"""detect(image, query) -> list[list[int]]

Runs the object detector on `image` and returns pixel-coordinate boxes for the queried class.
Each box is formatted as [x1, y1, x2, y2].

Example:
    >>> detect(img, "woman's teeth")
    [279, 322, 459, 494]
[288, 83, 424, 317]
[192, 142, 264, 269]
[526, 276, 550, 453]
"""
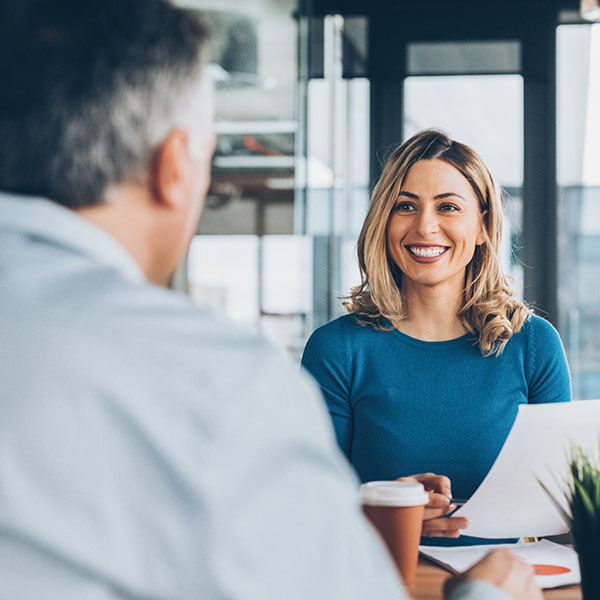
[409, 246, 447, 257]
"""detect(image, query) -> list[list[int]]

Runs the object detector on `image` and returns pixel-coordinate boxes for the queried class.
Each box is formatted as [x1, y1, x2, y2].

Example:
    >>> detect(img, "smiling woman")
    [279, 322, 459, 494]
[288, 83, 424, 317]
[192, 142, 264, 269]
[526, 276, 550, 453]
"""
[347, 129, 528, 355]
[301, 129, 572, 547]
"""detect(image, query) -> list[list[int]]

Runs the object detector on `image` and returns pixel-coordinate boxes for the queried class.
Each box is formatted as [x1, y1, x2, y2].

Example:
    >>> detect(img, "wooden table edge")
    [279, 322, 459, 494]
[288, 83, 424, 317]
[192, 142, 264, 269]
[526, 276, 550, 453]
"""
[410, 555, 581, 599]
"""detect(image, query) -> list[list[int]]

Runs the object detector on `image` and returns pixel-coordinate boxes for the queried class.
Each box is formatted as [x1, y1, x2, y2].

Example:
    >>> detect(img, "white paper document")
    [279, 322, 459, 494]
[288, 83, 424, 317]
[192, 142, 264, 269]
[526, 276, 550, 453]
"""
[420, 540, 580, 589]
[453, 400, 600, 538]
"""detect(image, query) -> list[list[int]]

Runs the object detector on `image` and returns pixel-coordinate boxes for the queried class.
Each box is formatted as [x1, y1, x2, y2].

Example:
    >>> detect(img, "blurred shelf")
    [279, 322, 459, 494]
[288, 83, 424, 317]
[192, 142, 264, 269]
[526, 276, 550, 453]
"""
[214, 120, 298, 135]
[213, 155, 295, 169]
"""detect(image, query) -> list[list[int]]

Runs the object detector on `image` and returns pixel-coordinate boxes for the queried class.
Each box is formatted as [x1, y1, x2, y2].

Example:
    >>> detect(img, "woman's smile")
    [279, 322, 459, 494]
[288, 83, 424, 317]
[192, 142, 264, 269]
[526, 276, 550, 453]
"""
[406, 244, 450, 261]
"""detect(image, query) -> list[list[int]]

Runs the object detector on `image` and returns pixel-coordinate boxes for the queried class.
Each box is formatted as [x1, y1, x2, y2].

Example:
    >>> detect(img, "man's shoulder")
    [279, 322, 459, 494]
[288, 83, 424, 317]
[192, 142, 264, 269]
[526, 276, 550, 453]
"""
[21, 266, 278, 391]
[83, 274, 275, 365]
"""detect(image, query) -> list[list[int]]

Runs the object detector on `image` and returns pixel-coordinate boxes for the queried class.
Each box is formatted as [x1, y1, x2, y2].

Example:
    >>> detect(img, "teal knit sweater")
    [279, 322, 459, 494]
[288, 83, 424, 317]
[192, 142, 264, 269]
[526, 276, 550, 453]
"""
[302, 313, 571, 545]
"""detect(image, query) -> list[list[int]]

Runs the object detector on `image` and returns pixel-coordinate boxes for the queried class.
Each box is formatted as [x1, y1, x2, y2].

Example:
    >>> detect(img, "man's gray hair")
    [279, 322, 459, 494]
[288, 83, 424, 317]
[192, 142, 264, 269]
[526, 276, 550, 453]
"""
[0, 0, 211, 208]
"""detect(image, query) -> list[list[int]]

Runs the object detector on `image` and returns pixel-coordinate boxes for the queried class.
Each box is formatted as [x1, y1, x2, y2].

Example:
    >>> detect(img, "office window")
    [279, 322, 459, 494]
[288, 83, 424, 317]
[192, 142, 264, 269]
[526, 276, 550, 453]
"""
[557, 23, 600, 399]
[177, 0, 306, 356]
[188, 235, 311, 360]
[188, 236, 259, 328]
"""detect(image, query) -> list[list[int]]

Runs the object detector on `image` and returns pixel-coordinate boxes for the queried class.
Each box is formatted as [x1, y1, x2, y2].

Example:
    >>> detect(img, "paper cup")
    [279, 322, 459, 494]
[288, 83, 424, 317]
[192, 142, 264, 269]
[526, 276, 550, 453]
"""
[360, 481, 429, 585]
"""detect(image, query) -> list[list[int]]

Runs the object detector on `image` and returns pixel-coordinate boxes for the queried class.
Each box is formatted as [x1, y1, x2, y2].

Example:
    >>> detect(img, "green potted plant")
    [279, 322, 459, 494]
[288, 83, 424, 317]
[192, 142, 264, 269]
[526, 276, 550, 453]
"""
[542, 445, 600, 599]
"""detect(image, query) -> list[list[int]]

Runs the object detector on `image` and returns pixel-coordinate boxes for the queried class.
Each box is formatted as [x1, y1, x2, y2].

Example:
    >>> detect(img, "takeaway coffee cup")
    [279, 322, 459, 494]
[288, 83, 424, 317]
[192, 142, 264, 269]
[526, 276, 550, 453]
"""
[359, 481, 429, 585]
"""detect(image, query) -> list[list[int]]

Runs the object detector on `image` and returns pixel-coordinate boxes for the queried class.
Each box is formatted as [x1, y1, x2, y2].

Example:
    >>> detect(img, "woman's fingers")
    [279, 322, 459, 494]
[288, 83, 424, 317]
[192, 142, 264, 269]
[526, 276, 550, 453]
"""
[395, 473, 466, 537]
[422, 516, 469, 537]
[424, 504, 453, 520]
[414, 473, 452, 497]
[396, 472, 452, 498]
[424, 490, 452, 512]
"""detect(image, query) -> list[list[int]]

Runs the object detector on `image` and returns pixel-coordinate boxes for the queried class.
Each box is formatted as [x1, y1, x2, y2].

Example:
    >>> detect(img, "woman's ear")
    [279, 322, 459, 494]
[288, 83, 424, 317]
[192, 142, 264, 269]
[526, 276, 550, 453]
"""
[476, 209, 488, 246]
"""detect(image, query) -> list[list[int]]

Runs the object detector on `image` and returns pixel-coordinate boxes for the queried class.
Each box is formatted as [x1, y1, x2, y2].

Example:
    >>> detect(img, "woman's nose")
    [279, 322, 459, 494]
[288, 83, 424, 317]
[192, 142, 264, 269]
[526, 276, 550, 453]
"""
[415, 207, 440, 235]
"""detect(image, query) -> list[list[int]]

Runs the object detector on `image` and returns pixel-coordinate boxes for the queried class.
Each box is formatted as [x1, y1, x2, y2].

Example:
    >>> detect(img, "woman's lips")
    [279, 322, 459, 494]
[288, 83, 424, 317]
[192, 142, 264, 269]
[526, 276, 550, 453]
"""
[406, 245, 449, 263]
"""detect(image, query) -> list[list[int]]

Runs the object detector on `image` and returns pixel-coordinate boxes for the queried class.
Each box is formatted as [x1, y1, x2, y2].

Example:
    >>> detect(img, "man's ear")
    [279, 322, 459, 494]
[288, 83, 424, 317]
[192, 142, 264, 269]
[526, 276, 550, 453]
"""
[152, 128, 194, 210]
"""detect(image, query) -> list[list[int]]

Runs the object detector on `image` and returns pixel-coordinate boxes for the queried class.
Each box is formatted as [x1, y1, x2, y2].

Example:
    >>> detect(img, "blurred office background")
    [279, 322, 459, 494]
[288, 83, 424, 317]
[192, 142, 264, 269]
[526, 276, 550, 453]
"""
[174, 0, 600, 400]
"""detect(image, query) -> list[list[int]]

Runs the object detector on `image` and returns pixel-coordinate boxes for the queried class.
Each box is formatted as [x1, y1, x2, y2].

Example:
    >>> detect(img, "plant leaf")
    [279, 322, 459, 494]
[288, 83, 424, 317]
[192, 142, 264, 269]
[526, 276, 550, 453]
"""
[574, 477, 597, 525]
[565, 442, 600, 538]
[537, 477, 572, 526]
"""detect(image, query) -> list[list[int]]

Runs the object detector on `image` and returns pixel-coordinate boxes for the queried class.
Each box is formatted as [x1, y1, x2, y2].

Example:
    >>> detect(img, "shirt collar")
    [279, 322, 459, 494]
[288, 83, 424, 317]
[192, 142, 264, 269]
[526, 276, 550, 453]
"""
[0, 191, 145, 283]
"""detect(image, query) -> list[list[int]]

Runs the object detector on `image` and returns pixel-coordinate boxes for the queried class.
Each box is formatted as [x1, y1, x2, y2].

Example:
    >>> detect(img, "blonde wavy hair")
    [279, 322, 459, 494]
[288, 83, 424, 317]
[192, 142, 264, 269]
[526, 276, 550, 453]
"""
[345, 129, 531, 356]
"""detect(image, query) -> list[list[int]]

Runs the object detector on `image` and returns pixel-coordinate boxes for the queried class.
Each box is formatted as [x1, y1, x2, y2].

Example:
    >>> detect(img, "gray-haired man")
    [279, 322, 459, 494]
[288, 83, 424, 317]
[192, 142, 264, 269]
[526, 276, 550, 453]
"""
[0, 1, 539, 598]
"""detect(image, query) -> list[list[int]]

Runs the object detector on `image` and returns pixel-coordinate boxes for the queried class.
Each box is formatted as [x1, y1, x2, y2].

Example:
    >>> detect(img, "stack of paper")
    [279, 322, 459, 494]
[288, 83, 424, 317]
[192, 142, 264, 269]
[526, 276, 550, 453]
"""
[419, 540, 580, 589]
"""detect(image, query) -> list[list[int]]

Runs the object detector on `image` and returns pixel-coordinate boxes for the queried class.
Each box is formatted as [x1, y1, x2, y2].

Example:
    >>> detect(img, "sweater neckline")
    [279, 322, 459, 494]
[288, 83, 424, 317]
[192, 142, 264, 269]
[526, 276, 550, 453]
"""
[381, 318, 475, 348]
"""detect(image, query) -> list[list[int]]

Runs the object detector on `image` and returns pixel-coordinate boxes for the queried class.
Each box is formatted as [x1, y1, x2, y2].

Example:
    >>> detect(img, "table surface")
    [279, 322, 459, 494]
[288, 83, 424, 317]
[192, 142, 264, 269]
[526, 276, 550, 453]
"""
[410, 557, 582, 600]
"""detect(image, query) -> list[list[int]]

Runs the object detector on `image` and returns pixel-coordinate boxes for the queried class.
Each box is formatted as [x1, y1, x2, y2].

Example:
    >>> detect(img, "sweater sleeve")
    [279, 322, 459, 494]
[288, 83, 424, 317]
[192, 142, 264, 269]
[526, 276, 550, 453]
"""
[526, 316, 571, 404]
[301, 319, 354, 459]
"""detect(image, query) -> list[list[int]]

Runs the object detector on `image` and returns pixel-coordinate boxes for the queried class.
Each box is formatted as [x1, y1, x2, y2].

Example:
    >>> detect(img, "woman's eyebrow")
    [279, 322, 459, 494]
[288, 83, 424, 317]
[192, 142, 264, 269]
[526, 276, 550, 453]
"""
[397, 191, 467, 201]
[435, 192, 467, 201]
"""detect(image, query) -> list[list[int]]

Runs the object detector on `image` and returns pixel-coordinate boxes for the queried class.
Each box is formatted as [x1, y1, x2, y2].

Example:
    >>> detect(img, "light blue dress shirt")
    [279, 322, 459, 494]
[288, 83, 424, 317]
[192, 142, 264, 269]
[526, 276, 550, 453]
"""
[0, 192, 511, 600]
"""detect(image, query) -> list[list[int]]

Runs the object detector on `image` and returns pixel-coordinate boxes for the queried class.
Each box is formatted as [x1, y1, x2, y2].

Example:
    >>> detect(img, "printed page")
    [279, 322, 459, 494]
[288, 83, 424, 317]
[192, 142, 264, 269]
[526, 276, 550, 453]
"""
[420, 540, 580, 589]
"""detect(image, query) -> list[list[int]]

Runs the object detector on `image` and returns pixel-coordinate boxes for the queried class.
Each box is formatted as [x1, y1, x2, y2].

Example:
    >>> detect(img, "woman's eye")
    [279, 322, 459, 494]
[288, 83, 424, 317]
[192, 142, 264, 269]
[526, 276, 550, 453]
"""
[394, 202, 415, 212]
[439, 203, 460, 212]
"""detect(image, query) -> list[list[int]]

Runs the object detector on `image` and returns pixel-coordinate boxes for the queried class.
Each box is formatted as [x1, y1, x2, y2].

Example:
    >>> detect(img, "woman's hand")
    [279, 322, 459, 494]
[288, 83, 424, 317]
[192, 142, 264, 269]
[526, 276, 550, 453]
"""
[396, 472, 469, 538]
[444, 548, 543, 600]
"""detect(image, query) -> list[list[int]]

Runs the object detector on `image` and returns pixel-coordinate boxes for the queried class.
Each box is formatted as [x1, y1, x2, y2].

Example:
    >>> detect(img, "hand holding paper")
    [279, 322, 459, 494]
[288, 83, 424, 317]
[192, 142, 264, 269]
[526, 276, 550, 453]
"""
[396, 473, 469, 537]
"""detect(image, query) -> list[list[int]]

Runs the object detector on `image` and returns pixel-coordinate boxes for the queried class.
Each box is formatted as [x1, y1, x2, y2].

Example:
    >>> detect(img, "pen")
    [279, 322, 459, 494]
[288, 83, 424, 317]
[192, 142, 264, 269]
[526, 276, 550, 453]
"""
[448, 498, 468, 506]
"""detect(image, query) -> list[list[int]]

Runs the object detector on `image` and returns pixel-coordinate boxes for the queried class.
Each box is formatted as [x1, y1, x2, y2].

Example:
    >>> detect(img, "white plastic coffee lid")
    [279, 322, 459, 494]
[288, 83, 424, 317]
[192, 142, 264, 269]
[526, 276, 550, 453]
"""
[359, 481, 429, 507]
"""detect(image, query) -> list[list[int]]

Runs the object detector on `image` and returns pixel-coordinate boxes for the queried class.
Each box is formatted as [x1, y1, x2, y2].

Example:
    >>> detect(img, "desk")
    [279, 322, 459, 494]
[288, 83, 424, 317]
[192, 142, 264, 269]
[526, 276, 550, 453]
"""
[409, 557, 582, 600]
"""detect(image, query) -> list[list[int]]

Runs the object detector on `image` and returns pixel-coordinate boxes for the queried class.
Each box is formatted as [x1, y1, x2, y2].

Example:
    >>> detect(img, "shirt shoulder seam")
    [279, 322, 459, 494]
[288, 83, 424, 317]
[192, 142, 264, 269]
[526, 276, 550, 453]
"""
[339, 316, 355, 407]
